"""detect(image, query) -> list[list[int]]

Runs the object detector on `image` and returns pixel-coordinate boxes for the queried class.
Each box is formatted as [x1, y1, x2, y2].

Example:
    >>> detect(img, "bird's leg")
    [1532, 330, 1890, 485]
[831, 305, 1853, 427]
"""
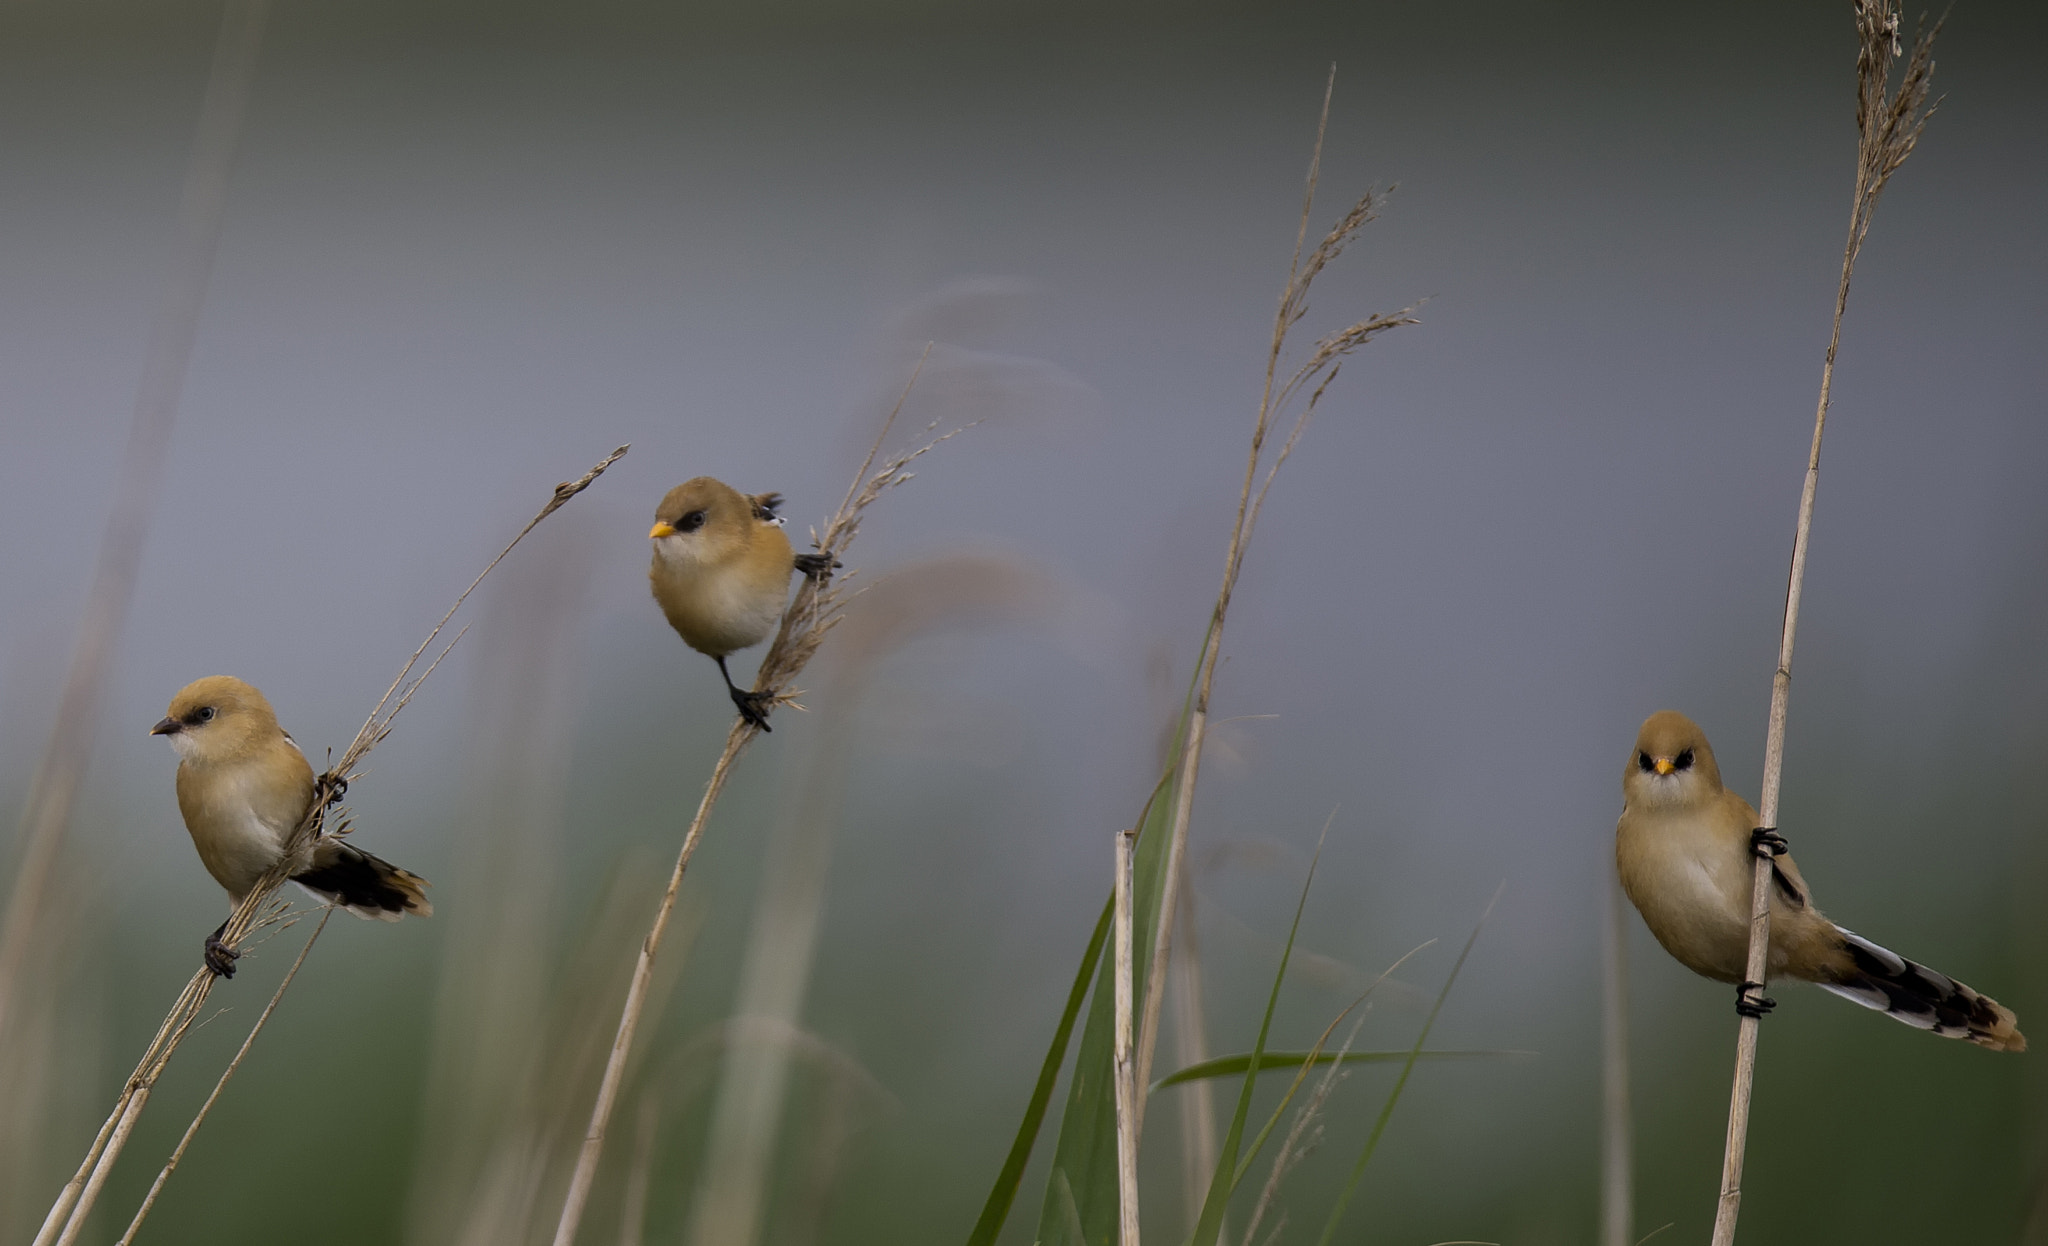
[1734, 980, 1776, 1018]
[793, 552, 839, 582]
[716, 655, 774, 732]
[203, 918, 240, 979]
[1750, 826, 1788, 858]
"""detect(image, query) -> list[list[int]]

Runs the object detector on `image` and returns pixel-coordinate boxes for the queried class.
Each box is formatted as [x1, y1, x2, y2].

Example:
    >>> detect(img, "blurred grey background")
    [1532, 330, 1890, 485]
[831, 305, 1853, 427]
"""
[1, 1, 2044, 1243]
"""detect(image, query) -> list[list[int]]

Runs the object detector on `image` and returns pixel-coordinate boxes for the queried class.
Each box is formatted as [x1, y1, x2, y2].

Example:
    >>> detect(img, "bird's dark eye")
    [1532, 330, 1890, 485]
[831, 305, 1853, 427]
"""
[678, 510, 707, 533]
[1637, 751, 1654, 772]
[193, 706, 216, 723]
[1675, 748, 1694, 770]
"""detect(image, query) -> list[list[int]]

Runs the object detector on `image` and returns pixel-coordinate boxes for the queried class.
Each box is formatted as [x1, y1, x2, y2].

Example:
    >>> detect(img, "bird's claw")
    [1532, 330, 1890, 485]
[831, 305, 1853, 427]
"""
[1750, 826, 1788, 858]
[730, 686, 774, 732]
[793, 552, 839, 582]
[204, 930, 241, 979]
[1735, 980, 1775, 1018]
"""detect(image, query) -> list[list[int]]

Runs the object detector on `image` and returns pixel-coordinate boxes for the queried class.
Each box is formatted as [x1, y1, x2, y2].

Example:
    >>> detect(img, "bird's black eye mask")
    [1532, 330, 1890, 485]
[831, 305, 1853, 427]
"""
[1636, 748, 1696, 773]
[185, 706, 217, 726]
[676, 510, 707, 533]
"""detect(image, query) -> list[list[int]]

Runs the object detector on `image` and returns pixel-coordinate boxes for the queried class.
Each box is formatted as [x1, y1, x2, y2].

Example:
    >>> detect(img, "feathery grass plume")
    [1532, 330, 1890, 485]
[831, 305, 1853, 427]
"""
[0, 0, 267, 1064]
[1239, 1011, 1366, 1246]
[1709, 7, 1943, 1244]
[549, 349, 963, 1246]
[1135, 66, 1418, 1121]
[31, 445, 628, 1246]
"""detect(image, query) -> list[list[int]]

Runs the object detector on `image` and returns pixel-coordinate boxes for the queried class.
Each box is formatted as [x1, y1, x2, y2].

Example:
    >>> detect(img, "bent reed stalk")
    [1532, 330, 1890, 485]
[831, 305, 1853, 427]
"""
[1709, 6, 1943, 1243]
[33, 446, 628, 1246]
[1133, 65, 1417, 1135]
[550, 349, 961, 1246]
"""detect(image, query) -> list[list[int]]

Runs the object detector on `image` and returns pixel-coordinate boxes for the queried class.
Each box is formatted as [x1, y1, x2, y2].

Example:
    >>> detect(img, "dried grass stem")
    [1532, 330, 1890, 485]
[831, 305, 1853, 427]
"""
[1710, 7, 1942, 1243]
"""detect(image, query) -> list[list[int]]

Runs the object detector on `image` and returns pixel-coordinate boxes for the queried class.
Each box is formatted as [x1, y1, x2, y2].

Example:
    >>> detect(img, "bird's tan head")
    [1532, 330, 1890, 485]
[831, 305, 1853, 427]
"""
[151, 676, 281, 764]
[1624, 710, 1724, 808]
[649, 476, 758, 567]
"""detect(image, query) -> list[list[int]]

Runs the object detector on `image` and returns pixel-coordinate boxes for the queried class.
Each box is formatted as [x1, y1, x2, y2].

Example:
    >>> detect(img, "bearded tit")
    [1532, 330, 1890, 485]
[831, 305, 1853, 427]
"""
[648, 477, 835, 731]
[1615, 710, 2021, 1051]
[152, 676, 431, 977]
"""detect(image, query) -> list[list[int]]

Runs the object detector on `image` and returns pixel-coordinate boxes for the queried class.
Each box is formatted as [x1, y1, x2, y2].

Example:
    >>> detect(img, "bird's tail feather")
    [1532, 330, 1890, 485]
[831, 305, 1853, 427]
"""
[292, 841, 433, 921]
[1820, 927, 2023, 1052]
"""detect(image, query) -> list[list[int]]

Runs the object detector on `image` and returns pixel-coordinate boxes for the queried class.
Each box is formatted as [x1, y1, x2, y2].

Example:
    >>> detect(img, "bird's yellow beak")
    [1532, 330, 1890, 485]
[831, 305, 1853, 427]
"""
[649, 522, 677, 539]
[150, 717, 181, 737]
[1652, 756, 1676, 776]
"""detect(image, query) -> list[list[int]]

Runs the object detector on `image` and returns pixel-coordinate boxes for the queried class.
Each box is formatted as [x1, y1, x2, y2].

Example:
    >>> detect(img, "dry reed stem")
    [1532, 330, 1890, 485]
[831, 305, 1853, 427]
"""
[1710, 6, 1941, 1243]
[1113, 829, 1141, 1246]
[549, 349, 959, 1246]
[0, 0, 268, 1043]
[1133, 65, 1416, 1135]
[34, 446, 626, 1246]
[114, 907, 332, 1246]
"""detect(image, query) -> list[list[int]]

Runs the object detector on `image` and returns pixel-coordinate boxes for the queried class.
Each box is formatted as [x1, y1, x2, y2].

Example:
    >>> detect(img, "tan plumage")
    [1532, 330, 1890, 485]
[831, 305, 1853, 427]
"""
[648, 477, 834, 730]
[1616, 710, 2022, 1052]
[153, 676, 430, 977]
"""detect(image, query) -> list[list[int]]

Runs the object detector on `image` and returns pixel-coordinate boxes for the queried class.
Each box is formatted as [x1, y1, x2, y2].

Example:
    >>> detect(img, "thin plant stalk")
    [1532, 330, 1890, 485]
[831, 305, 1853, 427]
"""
[115, 908, 333, 1246]
[0, 0, 268, 1041]
[1113, 830, 1140, 1246]
[1710, 6, 1942, 1242]
[1240, 1013, 1365, 1246]
[1134, 62, 1417, 1135]
[34, 446, 626, 1246]
[550, 350, 955, 1246]
[1315, 886, 1502, 1246]
[1600, 867, 1633, 1246]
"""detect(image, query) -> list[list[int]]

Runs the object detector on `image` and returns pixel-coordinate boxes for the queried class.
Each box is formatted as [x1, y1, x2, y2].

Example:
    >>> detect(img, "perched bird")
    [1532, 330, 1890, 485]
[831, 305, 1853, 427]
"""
[151, 676, 431, 978]
[648, 476, 836, 731]
[1615, 710, 2022, 1051]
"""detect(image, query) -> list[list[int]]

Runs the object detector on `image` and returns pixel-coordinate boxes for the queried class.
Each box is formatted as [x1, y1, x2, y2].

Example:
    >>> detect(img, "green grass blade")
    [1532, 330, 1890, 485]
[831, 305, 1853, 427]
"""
[963, 892, 1115, 1246]
[1315, 884, 1504, 1246]
[1187, 824, 1329, 1246]
[1154, 1048, 1530, 1089]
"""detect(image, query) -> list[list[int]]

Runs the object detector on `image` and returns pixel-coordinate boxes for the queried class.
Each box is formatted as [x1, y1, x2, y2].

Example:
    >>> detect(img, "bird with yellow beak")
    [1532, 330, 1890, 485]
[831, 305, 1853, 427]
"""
[1615, 710, 2021, 1050]
[152, 675, 432, 977]
[648, 477, 835, 731]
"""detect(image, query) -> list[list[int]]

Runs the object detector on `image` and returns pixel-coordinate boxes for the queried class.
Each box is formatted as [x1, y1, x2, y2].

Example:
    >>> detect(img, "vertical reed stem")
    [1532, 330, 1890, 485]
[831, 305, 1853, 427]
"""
[1710, 6, 1941, 1240]
[1113, 829, 1140, 1246]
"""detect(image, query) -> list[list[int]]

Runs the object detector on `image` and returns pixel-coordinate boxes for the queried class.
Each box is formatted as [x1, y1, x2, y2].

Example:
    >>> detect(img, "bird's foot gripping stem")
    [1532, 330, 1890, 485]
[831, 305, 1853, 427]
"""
[1735, 980, 1776, 1018]
[793, 552, 839, 582]
[1750, 826, 1788, 858]
[729, 685, 775, 732]
[204, 919, 241, 979]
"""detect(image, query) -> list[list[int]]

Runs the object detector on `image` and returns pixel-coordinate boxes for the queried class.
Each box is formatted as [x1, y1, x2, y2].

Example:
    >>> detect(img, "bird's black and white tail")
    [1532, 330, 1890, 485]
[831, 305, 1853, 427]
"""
[1821, 927, 2024, 1052]
[292, 841, 433, 921]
